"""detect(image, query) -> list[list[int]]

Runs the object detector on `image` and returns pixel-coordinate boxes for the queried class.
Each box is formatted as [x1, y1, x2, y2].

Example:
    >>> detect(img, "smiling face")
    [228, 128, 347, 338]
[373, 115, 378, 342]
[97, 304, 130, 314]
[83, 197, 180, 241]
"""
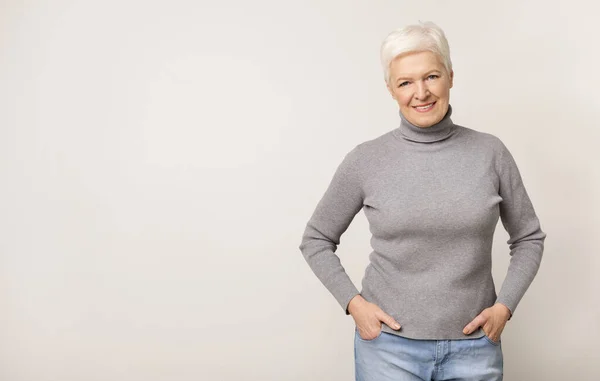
[386, 51, 454, 128]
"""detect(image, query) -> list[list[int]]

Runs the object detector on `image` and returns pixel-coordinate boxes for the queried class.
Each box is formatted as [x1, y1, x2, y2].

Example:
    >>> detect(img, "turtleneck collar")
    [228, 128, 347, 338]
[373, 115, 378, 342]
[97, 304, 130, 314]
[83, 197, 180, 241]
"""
[393, 104, 457, 143]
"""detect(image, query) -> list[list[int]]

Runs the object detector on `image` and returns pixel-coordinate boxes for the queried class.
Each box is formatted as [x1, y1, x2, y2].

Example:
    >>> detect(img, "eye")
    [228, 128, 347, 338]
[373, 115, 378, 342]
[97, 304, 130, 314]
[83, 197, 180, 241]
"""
[398, 81, 409, 88]
[427, 74, 439, 80]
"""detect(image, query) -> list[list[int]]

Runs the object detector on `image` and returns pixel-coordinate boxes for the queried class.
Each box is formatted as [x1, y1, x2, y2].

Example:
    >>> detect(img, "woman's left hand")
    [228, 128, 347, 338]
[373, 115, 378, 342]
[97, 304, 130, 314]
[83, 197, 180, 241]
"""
[462, 303, 512, 343]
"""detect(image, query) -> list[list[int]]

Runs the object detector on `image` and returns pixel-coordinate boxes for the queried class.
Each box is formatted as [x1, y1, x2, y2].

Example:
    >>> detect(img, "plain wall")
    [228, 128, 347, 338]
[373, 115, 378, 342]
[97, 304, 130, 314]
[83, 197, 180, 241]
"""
[1, 1, 599, 380]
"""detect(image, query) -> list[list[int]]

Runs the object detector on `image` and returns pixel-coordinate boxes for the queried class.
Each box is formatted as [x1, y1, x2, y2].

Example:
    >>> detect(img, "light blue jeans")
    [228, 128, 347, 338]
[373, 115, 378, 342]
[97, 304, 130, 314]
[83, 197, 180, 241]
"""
[355, 329, 503, 381]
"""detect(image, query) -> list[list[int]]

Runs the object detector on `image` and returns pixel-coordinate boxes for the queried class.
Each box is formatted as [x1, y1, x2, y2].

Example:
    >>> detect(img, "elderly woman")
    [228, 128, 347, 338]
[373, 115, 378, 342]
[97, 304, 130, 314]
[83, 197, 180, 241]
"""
[298, 21, 546, 381]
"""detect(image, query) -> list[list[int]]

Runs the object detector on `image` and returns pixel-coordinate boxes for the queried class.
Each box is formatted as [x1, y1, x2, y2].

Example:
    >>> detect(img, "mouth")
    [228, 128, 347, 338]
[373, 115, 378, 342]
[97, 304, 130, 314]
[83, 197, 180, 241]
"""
[412, 101, 436, 113]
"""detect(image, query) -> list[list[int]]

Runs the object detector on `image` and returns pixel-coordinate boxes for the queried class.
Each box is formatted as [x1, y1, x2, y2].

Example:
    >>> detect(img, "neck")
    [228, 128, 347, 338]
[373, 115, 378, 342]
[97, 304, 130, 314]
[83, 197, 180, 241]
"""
[396, 104, 456, 143]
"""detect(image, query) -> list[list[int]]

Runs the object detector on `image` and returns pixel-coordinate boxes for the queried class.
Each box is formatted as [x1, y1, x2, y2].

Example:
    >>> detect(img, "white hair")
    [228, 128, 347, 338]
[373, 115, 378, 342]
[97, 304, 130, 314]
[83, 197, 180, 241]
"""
[380, 21, 453, 85]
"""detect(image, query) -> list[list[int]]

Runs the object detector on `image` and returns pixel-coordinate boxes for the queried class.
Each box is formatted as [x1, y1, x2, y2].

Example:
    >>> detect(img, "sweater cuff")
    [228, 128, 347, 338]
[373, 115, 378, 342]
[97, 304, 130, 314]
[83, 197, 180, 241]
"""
[328, 279, 360, 315]
[343, 291, 361, 315]
[495, 294, 516, 320]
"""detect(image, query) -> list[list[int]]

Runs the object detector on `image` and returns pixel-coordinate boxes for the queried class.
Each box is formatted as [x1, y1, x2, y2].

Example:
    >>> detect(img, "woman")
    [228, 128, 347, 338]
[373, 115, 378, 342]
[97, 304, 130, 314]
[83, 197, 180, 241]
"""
[298, 21, 546, 380]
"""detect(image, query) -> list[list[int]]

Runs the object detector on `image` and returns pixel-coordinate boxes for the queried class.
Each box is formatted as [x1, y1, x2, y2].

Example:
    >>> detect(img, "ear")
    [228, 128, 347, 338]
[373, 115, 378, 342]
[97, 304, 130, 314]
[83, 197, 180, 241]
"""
[449, 70, 454, 89]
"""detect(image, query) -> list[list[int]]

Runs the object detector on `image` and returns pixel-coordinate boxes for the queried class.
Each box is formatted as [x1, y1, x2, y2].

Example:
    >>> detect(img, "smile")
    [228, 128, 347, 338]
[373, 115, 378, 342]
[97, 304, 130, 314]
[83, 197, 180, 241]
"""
[413, 102, 436, 112]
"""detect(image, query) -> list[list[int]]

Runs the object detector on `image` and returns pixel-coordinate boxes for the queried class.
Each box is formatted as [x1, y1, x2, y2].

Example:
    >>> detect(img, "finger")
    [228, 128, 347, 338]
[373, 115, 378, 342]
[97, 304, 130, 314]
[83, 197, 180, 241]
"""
[376, 310, 401, 330]
[463, 314, 487, 335]
[484, 325, 500, 342]
[483, 321, 503, 341]
[482, 321, 494, 337]
[356, 320, 382, 340]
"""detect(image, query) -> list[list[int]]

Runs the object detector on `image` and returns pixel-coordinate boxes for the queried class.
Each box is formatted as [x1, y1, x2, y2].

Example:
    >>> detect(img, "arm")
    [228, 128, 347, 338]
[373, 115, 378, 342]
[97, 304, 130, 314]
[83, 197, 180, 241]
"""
[494, 140, 547, 317]
[463, 139, 546, 339]
[298, 146, 364, 314]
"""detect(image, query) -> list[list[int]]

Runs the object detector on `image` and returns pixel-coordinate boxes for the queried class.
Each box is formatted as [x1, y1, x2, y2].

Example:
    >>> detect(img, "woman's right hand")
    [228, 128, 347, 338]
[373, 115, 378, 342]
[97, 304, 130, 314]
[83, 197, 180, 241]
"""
[348, 294, 401, 340]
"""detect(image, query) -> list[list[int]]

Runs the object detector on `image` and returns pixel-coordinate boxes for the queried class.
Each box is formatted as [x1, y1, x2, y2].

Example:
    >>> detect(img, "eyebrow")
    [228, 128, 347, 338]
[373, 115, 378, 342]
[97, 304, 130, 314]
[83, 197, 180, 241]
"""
[395, 70, 442, 84]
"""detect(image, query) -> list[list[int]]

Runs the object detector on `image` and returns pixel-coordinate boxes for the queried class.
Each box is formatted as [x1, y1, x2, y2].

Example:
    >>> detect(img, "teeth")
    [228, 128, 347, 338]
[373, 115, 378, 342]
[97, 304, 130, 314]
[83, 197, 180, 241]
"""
[416, 103, 434, 110]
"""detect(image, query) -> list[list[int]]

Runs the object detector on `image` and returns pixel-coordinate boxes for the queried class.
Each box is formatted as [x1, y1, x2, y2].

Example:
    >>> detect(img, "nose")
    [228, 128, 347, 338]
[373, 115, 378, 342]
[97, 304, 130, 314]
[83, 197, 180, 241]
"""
[415, 81, 430, 100]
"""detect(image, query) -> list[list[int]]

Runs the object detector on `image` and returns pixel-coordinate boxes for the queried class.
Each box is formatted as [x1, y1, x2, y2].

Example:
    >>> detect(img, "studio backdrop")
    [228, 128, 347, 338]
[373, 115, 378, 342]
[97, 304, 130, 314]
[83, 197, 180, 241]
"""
[1, 1, 598, 380]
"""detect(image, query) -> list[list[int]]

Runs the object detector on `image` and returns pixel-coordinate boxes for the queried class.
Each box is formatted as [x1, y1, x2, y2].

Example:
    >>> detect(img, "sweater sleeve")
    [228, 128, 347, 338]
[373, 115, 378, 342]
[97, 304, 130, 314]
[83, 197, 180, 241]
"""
[494, 140, 546, 317]
[298, 146, 365, 315]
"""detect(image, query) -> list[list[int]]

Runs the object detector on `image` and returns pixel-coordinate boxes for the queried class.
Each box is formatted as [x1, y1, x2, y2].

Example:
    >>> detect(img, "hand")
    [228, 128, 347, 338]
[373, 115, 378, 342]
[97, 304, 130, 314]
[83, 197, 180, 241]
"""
[348, 295, 401, 340]
[463, 303, 511, 343]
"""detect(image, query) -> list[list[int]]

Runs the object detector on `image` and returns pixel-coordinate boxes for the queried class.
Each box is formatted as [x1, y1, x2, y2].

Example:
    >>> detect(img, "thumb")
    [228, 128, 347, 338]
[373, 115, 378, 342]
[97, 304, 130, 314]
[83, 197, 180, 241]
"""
[463, 314, 486, 335]
[376, 310, 401, 330]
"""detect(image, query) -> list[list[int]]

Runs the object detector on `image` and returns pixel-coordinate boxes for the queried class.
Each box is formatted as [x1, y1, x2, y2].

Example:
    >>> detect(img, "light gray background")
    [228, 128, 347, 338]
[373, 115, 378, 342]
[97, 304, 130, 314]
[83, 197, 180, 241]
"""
[1, 1, 599, 380]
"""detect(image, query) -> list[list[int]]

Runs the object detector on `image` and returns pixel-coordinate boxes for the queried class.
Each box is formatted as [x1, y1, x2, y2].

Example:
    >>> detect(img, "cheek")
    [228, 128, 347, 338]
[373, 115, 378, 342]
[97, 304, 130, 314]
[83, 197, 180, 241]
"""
[432, 82, 451, 98]
[395, 91, 412, 106]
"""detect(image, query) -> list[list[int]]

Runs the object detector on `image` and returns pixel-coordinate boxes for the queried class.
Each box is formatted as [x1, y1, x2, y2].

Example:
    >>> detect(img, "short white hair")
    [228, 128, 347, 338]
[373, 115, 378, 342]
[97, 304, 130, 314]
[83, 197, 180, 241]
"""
[380, 21, 452, 85]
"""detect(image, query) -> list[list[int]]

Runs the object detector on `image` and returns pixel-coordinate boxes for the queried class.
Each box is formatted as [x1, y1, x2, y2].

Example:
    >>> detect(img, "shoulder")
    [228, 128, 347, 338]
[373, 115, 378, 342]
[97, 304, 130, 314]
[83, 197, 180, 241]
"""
[456, 125, 503, 146]
[352, 129, 398, 158]
[340, 130, 394, 161]
[455, 125, 509, 156]
[456, 126, 521, 179]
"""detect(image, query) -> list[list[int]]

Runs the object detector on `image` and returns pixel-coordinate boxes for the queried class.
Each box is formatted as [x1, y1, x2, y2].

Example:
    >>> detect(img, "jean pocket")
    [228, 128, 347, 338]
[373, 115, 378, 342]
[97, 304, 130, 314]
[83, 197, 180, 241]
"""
[482, 334, 501, 346]
[355, 327, 384, 342]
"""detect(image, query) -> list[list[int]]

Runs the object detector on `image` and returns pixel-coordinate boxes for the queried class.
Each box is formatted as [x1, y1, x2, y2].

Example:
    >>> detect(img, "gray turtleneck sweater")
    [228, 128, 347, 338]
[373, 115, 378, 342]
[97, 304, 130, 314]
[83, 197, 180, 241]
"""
[298, 105, 546, 340]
